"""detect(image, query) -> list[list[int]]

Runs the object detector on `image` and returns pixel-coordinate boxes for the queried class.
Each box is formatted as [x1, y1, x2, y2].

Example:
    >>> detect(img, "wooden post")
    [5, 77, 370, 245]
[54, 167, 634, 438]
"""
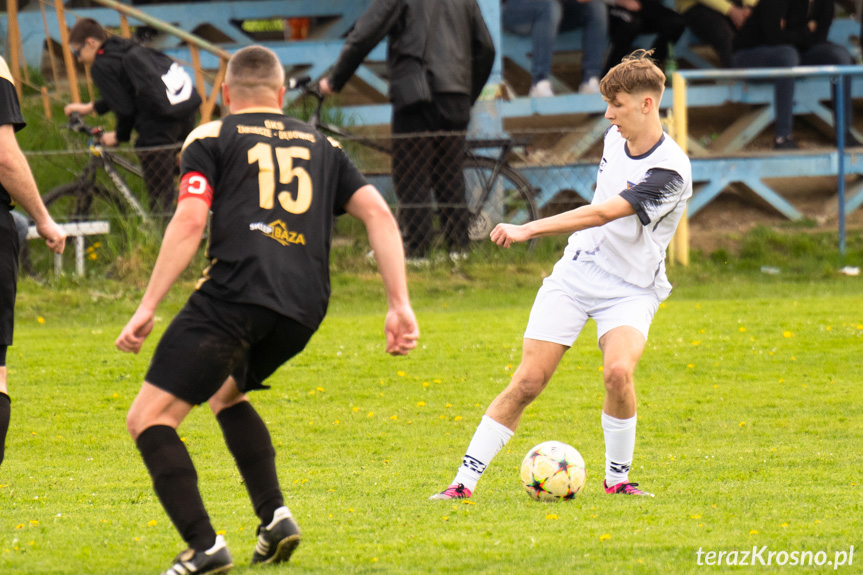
[41, 86, 52, 119]
[18, 32, 30, 86]
[55, 0, 81, 103]
[200, 58, 226, 123]
[40, 0, 61, 85]
[188, 45, 208, 107]
[671, 71, 690, 267]
[119, 14, 131, 38]
[7, 0, 23, 100]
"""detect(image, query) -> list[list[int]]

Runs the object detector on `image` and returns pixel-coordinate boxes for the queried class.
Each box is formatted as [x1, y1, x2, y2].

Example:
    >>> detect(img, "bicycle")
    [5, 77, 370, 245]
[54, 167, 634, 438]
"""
[288, 77, 539, 250]
[41, 113, 151, 224]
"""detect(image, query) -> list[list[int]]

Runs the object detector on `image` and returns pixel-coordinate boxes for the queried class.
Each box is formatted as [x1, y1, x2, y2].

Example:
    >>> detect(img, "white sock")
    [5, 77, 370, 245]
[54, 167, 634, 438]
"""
[452, 415, 514, 491]
[602, 411, 637, 487]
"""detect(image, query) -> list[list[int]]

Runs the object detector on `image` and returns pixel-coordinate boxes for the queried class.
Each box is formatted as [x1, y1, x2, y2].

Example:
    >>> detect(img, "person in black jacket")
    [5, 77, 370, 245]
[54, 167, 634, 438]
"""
[320, 0, 496, 261]
[732, 0, 855, 149]
[63, 18, 199, 217]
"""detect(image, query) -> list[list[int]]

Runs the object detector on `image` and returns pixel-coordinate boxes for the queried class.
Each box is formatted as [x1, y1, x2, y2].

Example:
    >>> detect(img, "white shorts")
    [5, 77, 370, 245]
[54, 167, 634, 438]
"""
[524, 259, 661, 347]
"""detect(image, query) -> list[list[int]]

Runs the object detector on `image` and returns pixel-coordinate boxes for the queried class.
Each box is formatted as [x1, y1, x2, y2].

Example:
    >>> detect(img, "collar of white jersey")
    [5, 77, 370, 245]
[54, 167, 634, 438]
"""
[232, 107, 285, 115]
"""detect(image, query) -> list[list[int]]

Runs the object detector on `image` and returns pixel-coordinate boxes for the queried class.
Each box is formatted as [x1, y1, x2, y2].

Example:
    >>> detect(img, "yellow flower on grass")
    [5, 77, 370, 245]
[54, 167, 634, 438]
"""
[397, 371, 406, 377]
[783, 331, 793, 338]
[352, 407, 359, 412]
[739, 327, 746, 332]
[390, 415, 398, 421]
[37, 317, 45, 324]
[739, 422, 746, 427]
[600, 534, 611, 541]
[422, 382, 430, 387]
[687, 364, 694, 368]
[316, 387, 325, 392]
[216, 530, 225, 535]
[89, 253, 98, 261]
[454, 416, 462, 421]
[367, 412, 374, 417]
[15, 524, 24, 530]
[417, 401, 425, 407]
[93, 242, 101, 248]
[545, 514, 558, 520]
[749, 530, 758, 535]
[148, 520, 157, 526]
[690, 515, 701, 519]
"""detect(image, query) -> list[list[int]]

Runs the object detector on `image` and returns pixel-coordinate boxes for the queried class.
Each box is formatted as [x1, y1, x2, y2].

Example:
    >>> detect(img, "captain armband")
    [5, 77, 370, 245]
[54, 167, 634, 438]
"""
[179, 171, 213, 207]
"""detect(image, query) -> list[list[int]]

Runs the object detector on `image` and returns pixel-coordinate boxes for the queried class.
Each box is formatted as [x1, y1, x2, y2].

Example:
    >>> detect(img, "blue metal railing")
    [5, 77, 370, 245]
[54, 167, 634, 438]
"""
[675, 65, 863, 256]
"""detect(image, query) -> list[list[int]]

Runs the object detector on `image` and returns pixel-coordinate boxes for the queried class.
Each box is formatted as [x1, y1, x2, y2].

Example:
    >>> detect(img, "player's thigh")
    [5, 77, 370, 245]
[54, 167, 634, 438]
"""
[524, 275, 589, 347]
[237, 315, 315, 393]
[146, 293, 253, 406]
[592, 293, 659, 347]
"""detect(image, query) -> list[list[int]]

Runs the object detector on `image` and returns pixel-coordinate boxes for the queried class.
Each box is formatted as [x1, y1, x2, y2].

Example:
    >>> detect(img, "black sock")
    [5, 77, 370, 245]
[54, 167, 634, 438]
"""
[0, 393, 9, 467]
[217, 402, 283, 525]
[135, 425, 216, 551]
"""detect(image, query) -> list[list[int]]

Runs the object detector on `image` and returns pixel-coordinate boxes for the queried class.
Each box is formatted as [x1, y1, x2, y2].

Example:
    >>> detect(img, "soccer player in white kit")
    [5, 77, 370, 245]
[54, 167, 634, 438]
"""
[431, 50, 692, 500]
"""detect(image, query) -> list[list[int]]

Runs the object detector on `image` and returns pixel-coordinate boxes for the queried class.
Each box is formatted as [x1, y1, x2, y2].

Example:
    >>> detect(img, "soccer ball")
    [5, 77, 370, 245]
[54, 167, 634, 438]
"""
[520, 440, 586, 501]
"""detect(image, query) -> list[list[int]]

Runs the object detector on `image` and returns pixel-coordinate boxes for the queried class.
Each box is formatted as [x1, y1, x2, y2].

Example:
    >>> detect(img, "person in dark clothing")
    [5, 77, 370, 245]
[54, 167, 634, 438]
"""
[116, 45, 418, 574]
[320, 0, 496, 261]
[676, 0, 756, 68]
[603, 0, 685, 76]
[63, 18, 200, 218]
[732, 0, 855, 149]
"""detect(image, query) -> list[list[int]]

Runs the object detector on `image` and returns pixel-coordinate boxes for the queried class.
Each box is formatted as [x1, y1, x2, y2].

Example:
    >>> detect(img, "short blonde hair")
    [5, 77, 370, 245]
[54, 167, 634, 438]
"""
[600, 49, 665, 99]
[226, 45, 285, 96]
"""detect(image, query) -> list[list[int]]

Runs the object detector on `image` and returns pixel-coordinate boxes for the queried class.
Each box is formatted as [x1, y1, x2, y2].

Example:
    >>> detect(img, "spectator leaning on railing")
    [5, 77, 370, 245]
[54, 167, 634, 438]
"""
[676, 0, 756, 68]
[732, 0, 857, 149]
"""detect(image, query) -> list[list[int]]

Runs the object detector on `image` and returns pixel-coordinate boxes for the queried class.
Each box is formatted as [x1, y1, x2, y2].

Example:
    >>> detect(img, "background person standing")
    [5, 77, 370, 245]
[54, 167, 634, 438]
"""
[320, 0, 495, 261]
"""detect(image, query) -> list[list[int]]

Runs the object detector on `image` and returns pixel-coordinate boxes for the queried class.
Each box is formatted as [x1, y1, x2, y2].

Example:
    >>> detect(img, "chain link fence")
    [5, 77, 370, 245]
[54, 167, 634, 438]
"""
[20, 123, 600, 273]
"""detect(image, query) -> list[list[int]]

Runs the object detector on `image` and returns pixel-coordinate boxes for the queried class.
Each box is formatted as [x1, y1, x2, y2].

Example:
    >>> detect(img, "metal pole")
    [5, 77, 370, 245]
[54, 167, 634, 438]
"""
[671, 71, 690, 266]
[836, 73, 847, 257]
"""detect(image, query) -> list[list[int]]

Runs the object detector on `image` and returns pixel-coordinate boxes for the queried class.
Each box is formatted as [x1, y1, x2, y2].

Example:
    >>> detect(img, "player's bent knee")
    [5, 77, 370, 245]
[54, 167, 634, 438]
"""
[510, 371, 549, 402]
[602, 364, 634, 392]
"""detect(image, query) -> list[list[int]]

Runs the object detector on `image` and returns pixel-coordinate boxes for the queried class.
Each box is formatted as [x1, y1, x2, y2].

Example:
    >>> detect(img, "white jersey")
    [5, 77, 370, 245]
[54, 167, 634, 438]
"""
[562, 127, 692, 299]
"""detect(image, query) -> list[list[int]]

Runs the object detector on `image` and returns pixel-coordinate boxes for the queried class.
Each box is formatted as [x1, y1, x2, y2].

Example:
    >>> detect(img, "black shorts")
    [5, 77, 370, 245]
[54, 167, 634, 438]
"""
[0, 209, 20, 347]
[146, 291, 314, 405]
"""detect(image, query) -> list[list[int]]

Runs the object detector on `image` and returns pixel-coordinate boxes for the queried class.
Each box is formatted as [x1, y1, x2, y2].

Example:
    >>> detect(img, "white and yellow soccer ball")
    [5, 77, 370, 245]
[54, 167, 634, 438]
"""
[520, 440, 586, 501]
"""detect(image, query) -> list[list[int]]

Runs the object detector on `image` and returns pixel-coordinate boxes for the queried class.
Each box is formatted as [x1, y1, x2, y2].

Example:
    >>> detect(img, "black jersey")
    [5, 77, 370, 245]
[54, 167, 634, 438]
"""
[179, 108, 368, 330]
[0, 57, 26, 209]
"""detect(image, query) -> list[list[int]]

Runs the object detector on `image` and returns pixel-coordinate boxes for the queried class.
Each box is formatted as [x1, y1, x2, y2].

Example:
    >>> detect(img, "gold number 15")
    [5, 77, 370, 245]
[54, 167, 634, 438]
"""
[248, 142, 313, 213]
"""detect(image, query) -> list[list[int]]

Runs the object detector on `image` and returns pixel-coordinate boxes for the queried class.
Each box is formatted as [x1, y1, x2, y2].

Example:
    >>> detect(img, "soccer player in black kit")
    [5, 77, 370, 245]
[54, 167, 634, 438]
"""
[116, 45, 419, 575]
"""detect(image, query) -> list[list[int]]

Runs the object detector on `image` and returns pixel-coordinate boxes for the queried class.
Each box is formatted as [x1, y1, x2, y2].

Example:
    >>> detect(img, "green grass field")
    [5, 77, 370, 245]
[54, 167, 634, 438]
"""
[1, 261, 862, 574]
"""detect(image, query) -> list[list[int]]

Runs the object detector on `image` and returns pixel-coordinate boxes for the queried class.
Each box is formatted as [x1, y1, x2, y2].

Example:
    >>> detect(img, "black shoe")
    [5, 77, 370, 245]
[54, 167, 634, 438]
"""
[773, 136, 799, 150]
[250, 506, 301, 565]
[161, 535, 233, 575]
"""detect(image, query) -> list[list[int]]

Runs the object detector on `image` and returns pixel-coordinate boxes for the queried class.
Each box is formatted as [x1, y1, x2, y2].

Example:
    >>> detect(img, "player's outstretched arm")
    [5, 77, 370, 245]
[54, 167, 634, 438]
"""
[115, 197, 209, 354]
[0, 125, 66, 254]
[345, 185, 419, 356]
[490, 195, 636, 248]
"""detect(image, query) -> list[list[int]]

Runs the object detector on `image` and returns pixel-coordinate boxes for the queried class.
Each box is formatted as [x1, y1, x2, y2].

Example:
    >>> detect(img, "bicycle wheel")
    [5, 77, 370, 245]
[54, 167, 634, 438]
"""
[42, 182, 132, 223]
[463, 156, 539, 250]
